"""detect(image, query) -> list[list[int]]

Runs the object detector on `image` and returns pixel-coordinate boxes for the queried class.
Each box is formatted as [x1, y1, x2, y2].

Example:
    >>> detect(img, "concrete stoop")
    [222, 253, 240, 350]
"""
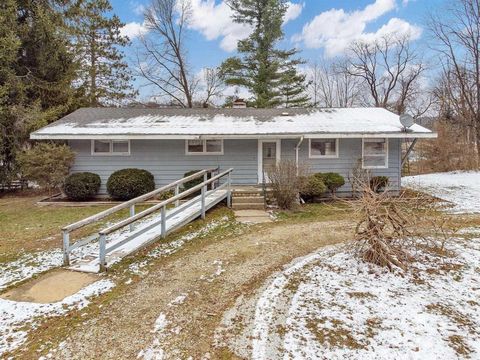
[232, 189, 265, 210]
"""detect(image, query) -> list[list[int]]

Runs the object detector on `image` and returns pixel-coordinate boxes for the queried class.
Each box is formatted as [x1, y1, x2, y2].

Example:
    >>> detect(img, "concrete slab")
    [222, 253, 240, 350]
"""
[234, 209, 270, 217]
[234, 209, 272, 224]
[236, 216, 272, 224]
[1, 269, 98, 303]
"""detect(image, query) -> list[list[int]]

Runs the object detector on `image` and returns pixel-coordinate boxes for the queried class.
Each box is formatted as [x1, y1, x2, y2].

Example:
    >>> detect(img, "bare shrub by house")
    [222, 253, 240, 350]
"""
[267, 160, 308, 209]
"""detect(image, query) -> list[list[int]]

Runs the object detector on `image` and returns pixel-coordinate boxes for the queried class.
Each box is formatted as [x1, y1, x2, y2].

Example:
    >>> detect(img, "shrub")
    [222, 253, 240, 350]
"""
[182, 170, 212, 196]
[370, 176, 389, 192]
[182, 170, 204, 191]
[266, 160, 308, 210]
[63, 172, 101, 200]
[18, 143, 75, 193]
[300, 175, 327, 201]
[107, 168, 155, 200]
[315, 172, 345, 195]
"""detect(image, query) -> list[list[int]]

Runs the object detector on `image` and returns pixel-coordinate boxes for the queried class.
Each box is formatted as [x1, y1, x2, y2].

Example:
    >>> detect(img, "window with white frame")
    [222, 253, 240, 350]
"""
[91, 140, 130, 155]
[362, 138, 388, 168]
[186, 139, 223, 155]
[309, 138, 338, 158]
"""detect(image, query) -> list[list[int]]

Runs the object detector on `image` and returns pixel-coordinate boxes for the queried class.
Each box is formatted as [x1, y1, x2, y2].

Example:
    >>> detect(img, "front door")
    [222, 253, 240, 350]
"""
[259, 140, 280, 183]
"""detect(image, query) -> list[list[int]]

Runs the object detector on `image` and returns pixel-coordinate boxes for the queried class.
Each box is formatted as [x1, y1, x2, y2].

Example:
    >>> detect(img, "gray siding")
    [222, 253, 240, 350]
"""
[281, 138, 401, 192]
[69, 138, 401, 194]
[69, 139, 258, 193]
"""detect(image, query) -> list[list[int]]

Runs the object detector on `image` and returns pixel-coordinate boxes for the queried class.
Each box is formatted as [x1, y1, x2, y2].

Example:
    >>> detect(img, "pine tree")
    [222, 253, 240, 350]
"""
[69, 0, 136, 106]
[220, 0, 307, 108]
[279, 65, 310, 108]
[1, 0, 78, 185]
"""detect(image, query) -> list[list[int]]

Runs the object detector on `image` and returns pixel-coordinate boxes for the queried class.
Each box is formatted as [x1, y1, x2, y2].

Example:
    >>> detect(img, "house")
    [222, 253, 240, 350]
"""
[30, 107, 436, 195]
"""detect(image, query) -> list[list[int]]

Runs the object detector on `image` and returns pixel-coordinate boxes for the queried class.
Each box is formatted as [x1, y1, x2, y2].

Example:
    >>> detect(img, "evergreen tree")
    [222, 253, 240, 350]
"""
[1, 0, 77, 185]
[220, 0, 307, 108]
[69, 0, 136, 106]
[279, 65, 310, 108]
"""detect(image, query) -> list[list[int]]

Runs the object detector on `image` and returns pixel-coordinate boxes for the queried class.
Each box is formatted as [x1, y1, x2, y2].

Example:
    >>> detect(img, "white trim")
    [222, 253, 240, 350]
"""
[258, 139, 281, 183]
[308, 138, 339, 159]
[31, 132, 437, 140]
[362, 138, 389, 169]
[91, 139, 130, 156]
[185, 139, 224, 155]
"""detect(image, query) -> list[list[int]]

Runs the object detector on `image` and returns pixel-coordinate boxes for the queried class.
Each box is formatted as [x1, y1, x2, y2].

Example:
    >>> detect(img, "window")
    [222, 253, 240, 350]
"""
[309, 138, 338, 158]
[91, 140, 130, 155]
[362, 138, 388, 168]
[186, 139, 223, 155]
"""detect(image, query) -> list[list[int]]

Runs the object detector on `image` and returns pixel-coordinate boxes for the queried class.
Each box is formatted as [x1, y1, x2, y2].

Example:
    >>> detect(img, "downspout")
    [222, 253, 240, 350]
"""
[295, 136, 304, 175]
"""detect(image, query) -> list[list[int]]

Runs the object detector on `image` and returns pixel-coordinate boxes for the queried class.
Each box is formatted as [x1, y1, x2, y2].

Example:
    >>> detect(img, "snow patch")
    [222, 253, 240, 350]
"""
[403, 171, 480, 214]
[0, 279, 115, 356]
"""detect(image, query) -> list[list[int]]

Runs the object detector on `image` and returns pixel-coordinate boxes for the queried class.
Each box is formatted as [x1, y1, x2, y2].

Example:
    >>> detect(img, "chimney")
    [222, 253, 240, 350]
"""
[232, 98, 247, 108]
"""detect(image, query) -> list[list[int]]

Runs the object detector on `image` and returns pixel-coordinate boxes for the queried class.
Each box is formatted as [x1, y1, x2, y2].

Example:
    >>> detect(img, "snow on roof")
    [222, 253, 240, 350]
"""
[31, 107, 436, 139]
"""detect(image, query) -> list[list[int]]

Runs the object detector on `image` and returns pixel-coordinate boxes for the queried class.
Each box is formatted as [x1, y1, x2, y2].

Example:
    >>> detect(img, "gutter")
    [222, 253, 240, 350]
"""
[30, 132, 438, 141]
[295, 136, 304, 174]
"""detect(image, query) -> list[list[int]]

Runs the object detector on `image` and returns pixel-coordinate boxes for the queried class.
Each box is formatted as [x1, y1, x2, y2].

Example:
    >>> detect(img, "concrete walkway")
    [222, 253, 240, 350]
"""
[234, 209, 273, 224]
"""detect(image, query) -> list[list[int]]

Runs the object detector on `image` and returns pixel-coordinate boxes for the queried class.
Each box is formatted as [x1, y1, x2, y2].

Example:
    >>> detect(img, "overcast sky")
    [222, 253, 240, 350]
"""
[112, 0, 444, 101]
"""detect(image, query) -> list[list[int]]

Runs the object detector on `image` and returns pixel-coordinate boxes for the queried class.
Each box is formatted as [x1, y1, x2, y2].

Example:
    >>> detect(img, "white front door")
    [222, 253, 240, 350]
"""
[258, 140, 281, 183]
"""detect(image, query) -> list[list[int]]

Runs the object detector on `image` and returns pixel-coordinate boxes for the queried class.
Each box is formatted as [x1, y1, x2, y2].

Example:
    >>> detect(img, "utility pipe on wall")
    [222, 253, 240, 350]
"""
[295, 136, 304, 175]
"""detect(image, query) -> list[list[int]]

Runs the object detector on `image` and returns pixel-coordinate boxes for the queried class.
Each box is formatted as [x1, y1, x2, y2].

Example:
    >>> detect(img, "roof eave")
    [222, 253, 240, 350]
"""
[30, 132, 438, 140]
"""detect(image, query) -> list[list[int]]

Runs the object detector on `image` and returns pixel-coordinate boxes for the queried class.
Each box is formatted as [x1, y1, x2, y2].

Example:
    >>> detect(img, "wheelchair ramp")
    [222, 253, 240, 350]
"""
[61, 169, 233, 273]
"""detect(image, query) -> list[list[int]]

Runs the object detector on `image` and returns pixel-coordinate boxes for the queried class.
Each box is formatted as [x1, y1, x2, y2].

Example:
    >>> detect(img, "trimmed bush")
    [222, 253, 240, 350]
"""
[300, 175, 327, 201]
[370, 176, 389, 192]
[63, 172, 101, 200]
[107, 168, 155, 200]
[315, 172, 345, 195]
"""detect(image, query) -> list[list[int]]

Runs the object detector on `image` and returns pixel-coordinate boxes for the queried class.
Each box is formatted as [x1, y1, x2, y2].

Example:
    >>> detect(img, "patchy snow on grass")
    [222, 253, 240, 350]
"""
[0, 250, 63, 291]
[139, 313, 170, 360]
[146, 216, 230, 260]
[0, 279, 114, 357]
[250, 237, 480, 360]
[168, 294, 187, 307]
[402, 171, 480, 214]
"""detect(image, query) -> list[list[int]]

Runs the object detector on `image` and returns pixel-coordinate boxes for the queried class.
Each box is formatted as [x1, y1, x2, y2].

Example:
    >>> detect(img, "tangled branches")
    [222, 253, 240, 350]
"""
[350, 179, 454, 271]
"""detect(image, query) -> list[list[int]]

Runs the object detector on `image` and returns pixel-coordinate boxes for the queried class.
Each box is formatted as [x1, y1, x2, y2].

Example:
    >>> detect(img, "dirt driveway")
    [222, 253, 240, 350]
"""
[21, 215, 354, 359]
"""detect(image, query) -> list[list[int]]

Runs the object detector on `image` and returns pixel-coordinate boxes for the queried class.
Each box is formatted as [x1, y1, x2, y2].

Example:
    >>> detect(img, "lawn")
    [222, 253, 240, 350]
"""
[0, 194, 113, 263]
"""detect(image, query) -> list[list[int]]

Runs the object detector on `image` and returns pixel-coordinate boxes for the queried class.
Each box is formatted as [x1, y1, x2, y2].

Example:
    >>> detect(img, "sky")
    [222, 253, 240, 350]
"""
[110, 0, 445, 101]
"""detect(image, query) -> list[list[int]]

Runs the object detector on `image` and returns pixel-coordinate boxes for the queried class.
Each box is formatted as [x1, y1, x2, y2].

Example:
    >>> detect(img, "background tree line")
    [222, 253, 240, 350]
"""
[0, 0, 135, 186]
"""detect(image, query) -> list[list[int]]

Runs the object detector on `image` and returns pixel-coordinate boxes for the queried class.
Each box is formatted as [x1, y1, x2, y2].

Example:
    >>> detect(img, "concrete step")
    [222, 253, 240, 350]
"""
[232, 192, 263, 197]
[232, 203, 265, 210]
[233, 196, 264, 204]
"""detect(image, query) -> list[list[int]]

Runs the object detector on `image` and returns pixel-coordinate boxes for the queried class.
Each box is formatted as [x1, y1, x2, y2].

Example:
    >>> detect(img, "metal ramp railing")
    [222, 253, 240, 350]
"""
[62, 168, 233, 272]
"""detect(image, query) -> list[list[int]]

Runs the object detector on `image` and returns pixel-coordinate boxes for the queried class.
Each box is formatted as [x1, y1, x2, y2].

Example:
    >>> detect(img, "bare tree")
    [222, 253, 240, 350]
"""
[429, 0, 480, 166]
[343, 35, 426, 114]
[307, 61, 362, 108]
[136, 0, 196, 107]
[200, 67, 225, 108]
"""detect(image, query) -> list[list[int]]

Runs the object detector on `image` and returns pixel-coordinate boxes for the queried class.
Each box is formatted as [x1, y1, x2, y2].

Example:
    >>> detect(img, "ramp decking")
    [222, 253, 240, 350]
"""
[61, 169, 232, 273]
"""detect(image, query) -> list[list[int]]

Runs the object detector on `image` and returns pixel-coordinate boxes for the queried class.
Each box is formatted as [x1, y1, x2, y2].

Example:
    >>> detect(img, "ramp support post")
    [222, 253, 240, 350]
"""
[62, 231, 70, 266]
[175, 184, 180, 207]
[201, 185, 206, 219]
[99, 234, 107, 272]
[161, 205, 166, 238]
[227, 172, 232, 208]
[129, 205, 135, 231]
